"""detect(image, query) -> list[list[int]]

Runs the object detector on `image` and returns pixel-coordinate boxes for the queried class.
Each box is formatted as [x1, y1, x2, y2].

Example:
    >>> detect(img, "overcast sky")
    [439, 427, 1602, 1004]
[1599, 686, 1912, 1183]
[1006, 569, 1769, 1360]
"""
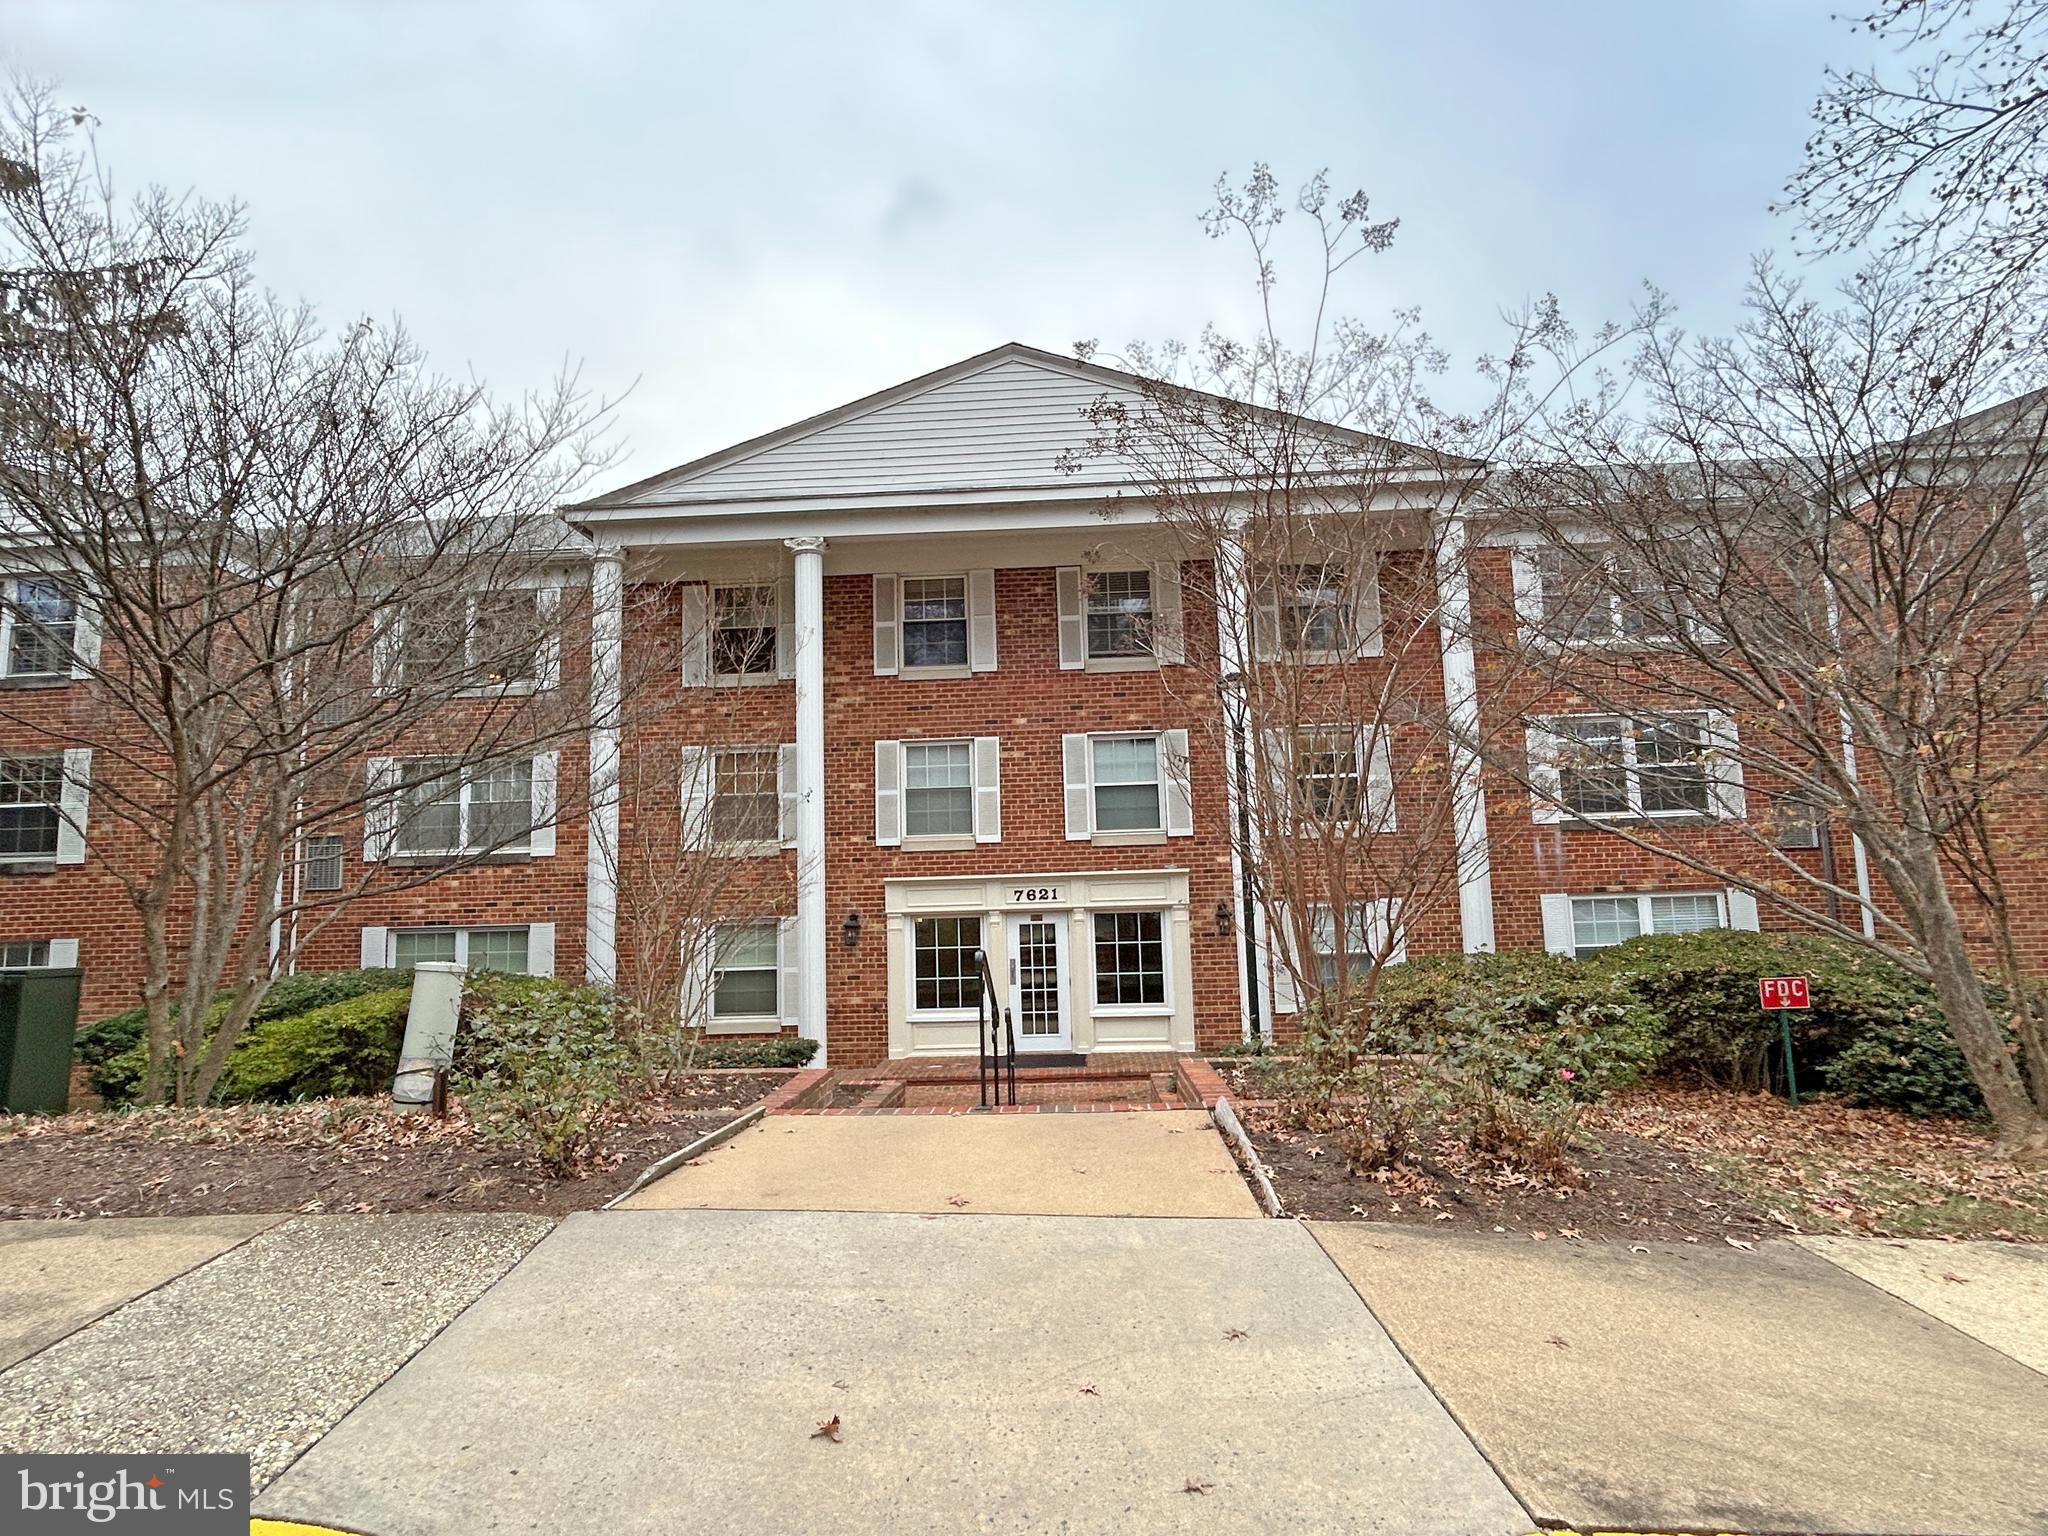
[8, 1, 1866, 488]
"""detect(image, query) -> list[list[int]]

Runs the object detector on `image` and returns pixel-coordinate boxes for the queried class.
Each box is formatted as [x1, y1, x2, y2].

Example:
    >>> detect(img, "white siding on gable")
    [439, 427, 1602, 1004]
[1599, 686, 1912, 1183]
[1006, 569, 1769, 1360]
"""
[620, 357, 1141, 505]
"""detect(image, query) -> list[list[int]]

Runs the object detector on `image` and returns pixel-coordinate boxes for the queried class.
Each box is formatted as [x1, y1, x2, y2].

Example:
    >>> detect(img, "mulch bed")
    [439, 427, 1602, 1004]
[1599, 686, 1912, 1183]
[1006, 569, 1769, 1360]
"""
[0, 1072, 790, 1220]
[1222, 1062, 2048, 1243]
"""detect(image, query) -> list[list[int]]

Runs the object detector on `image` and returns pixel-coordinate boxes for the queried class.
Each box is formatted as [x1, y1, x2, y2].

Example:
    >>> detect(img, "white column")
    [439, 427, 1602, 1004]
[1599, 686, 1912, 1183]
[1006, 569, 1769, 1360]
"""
[1213, 528, 1264, 1039]
[1433, 509, 1497, 953]
[786, 535, 831, 1064]
[585, 547, 625, 983]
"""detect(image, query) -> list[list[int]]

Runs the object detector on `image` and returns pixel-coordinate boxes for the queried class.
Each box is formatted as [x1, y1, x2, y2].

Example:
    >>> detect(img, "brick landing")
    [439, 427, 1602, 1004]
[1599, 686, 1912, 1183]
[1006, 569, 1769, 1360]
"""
[761, 1053, 1228, 1116]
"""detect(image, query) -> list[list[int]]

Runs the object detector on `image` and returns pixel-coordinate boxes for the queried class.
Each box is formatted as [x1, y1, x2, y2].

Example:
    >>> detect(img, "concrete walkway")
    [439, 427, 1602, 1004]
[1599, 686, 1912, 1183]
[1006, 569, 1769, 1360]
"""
[1312, 1223, 2048, 1536]
[257, 1209, 1528, 1536]
[1793, 1233, 2048, 1376]
[621, 1109, 1261, 1217]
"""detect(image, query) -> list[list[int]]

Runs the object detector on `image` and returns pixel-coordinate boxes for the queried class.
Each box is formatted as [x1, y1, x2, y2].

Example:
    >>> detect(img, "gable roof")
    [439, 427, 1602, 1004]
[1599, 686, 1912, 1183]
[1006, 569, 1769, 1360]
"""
[570, 342, 1448, 517]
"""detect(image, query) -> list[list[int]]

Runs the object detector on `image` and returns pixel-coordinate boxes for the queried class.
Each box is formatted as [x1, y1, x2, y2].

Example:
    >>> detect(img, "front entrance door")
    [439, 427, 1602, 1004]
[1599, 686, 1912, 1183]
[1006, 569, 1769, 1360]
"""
[1007, 916, 1070, 1052]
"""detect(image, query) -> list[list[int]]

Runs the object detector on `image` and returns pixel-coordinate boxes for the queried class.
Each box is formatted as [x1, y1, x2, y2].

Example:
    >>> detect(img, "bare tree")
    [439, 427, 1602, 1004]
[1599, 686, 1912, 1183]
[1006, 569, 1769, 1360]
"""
[0, 84, 613, 1103]
[1490, 254, 2048, 1153]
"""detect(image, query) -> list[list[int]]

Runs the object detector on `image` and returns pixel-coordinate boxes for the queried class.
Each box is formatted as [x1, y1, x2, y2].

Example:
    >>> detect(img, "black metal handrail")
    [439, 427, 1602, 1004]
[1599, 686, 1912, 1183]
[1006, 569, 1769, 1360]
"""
[972, 947, 1016, 1108]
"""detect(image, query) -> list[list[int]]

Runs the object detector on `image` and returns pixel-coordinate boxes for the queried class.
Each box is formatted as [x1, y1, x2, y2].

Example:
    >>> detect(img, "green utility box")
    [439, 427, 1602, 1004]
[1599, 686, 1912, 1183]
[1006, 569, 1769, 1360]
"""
[0, 967, 83, 1115]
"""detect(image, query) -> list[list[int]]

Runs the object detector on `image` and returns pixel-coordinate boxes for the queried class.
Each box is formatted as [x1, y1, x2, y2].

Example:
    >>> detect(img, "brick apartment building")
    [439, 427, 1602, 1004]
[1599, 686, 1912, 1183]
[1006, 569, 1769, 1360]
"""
[0, 343, 1920, 1068]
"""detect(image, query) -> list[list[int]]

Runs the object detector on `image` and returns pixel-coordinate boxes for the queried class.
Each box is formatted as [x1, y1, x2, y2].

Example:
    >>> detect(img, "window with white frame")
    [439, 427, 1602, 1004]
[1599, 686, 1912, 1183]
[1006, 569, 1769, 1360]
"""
[1548, 713, 1713, 819]
[0, 940, 52, 968]
[1279, 562, 1348, 654]
[393, 758, 533, 856]
[710, 921, 780, 1021]
[1093, 911, 1166, 1007]
[1308, 902, 1403, 991]
[1090, 735, 1163, 832]
[1568, 892, 1725, 956]
[1295, 727, 1364, 822]
[302, 835, 344, 893]
[1771, 793, 1823, 850]
[903, 741, 972, 837]
[0, 755, 63, 860]
[1085, 571, 1153, 659]
[710, 747, 780, 845]
[711, 584, 778, 679]
[390, 926, 531, 972]
[911, 915, 983, 1013]
[1, 578, 77, 678]
[396, 591, 549, 693]
[901, 576, 969, 669]
[1526, 543, 1706, 646]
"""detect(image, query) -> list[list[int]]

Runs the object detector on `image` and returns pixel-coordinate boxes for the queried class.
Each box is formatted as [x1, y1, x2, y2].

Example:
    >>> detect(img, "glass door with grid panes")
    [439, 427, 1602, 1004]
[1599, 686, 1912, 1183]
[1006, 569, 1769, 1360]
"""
[1006, 916, 1070, 1051]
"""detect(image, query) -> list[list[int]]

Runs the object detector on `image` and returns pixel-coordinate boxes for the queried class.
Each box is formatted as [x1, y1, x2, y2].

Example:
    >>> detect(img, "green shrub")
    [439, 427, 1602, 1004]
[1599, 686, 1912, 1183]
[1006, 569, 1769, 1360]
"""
[1821, 1009, 1989, 1119]
[455, 975, 648, 1174]
[86, 968, 415, 1104]
[688, 1035, 819, 1069]
[213, 988, 413, 1103]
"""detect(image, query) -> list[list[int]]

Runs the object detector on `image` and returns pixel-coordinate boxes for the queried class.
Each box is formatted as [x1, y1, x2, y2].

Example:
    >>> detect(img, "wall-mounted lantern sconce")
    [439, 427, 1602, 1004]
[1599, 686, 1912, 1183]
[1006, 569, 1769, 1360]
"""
[841, 910, 862, 949]
[1214, 900, 1234, 937]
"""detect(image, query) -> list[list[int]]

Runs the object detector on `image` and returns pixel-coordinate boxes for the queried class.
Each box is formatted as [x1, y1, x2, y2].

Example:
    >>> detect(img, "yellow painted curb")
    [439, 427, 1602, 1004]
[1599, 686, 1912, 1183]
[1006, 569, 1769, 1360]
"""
[252, 1522, 366, 1535]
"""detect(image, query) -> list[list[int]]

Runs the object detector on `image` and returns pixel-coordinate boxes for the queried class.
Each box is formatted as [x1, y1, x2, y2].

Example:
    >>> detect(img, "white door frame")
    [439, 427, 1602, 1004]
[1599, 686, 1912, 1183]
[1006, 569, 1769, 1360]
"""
[1006, 913, 1071, 1052]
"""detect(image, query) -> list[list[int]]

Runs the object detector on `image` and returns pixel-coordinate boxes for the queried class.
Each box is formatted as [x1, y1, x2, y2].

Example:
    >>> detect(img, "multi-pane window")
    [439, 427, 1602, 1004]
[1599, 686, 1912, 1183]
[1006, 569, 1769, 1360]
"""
[302, 835, 344, 893]
[710, 747, 780, 845]
[0, 755, 63, 860]
[394, 758, 533, 856]
[390, 926, 531, 972]
[1, 578, 78, 677]
[901, 577, 968, 669]
[1532, 545, 1692, 645]
[912, 915, 983, 1012]
[465, 590, 543, 689]
[1568, 893, 1724, 956]
[1553, 714, 1712, 819]
[711, 921, 780, 1019]
[1772, 793, 1823, 850]
[1308, 903, 1392, 992]
[0, 941, 52, 968]
[1090, 735, 1162, 832]
[1093, 911, 1166, 1006]
[1279, 563, 1347, 654]
[1085, 571, 1153, 659]
[903, 741, 973, 837]
[711, 584, 777, 678]
[1295, 728, 1364, 822]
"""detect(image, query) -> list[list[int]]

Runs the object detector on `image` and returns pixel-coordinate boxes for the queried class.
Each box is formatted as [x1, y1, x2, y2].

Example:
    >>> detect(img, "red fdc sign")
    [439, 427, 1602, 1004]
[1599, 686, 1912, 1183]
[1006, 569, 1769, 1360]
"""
[1759, 976, 1812, 1010]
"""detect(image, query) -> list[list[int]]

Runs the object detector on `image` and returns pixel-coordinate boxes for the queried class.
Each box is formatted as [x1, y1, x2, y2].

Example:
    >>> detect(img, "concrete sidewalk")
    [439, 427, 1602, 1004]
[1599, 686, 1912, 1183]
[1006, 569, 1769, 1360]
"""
[257, 1209, 1529, 1535]
[1312, 1223, 2048, 1536]
[621, 1109, 1261, 1217]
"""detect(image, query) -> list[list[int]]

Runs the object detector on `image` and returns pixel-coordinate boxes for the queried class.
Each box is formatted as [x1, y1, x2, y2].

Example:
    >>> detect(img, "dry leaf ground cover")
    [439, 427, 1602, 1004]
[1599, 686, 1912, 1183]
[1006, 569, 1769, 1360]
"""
[0, 1072, 789, 1219]
[1216, 1058, 2046, 1243]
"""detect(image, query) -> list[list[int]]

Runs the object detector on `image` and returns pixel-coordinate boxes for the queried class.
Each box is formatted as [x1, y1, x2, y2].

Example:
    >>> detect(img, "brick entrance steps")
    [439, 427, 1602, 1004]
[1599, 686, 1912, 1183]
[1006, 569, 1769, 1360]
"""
[762, 1053, 1228, 1116]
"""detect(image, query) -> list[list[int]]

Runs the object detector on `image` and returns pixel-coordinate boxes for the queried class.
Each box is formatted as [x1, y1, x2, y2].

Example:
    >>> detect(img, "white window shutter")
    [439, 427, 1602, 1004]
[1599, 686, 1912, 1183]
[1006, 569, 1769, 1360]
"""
[968, 568, 998, 672]
[1364, 728, 1397, 832]
[1510, 547, 1545, 644]
[527, 922, 556, 977]
[1151, 561, 1185, 664]
[779, 917, 801, 1027]
[973, 735, 1002, 843]
[69, 587, 102, 678]
[679, 585, 711, 687]
[1726, 888, 1761, 931]
[1055, 566, 1085, 669]
[1371, 899, 1409, 965]
[1539, 893, 1576, 955]
[872, 575, 900, 676]
[678, 746, 712, 852]
[1349, 559, 1384, 658]
[778, 742, 798, 848]
[1260, 726, 1295, 824]
[1265, 903, 1301, 1016]
[371, 607, 401, 693]
[535, 586, 563, 691]
[55, 747, 90, 864]
[528, 751, 558, 857]
[873, 740, 903, 846]
[359, 926, 389, 968]
[1251, 565, 1280, 661]
[48, 938, 79, 968]
[1163, 728, 1194, 837]
[775, 576, 795, 680]
[1526, 724, 1563, 824]
[680, 926, 712, 1029]
[1705, 711, 1746, 819]
[363, 757, 398, 861]
[1061, 733, 1092, 840]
